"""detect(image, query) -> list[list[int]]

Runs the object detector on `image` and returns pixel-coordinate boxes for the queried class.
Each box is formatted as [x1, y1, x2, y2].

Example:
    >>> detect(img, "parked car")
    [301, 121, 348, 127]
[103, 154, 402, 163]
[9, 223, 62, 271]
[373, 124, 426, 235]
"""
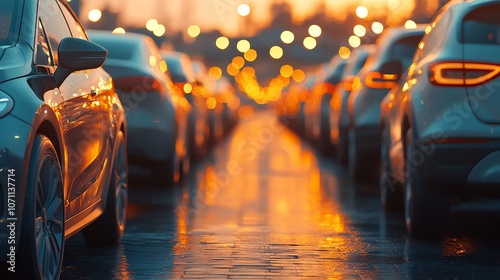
[380, 0, 500, 237]
[329, 45, 373, 164]
[89, 31, 187, 186]
[0, 0, 128, 278]
[347, 26, 426, 181]
[213, 76, 239, 135]
[304, 56, 347, 153]
[162, 52, 209, 159]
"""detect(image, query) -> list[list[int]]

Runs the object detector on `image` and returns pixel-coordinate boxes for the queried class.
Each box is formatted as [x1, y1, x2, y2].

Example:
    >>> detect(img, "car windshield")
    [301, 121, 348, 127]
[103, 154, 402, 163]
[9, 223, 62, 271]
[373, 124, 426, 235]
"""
[0, 0, 21, 46]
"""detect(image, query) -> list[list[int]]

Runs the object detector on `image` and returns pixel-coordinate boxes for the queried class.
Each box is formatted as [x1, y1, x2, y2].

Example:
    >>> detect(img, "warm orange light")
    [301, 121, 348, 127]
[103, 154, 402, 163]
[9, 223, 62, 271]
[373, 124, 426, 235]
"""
[232, 56, 245, 69]
[206, 97, 217, 109]
[308, 25, 322, 38]
[226, 63, 239, 76]
[430, 62, 500, 86]
[404, 20, 417, 29]
[356, 6, 368, 19]
[338, 46, 350, 59]
[292, 69, 306, 82]
[209, 66, 223, 80]
[353, 25, 366, 37]
[281, 30, 295, 44]
[365, 72, 399, 89]
[280, 65, 294, 78]
[112, 27, 126, 34]
[244, 49, 257, 62]
[183, 83, 193, 94]
[216, 36, 230, 50]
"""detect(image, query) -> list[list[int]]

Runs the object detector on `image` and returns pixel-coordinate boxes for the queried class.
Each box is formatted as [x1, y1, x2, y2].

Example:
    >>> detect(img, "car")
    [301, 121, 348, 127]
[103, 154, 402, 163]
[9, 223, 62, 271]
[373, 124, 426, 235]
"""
[162, 52, 210, 159]
[213, 76, 239, 135]
[329, 45, 373, 165]
[347, 26, 426, 182]
[304, 56, 347, 154]
[89, 31, 187, 186]
[0, 0, 128, 278]
[380, 0, 500, 237]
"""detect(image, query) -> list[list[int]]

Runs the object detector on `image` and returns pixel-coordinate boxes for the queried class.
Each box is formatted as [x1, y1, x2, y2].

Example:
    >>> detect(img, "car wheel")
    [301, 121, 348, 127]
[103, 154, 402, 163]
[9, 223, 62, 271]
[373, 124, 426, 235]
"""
[380, 129, 403, 212]
[404, 130, 450, 237]
[19, 135, 64, 280]
[348, 128, 371, 182]
[336, 127, 348, 165]
[83, 130, 128, 245]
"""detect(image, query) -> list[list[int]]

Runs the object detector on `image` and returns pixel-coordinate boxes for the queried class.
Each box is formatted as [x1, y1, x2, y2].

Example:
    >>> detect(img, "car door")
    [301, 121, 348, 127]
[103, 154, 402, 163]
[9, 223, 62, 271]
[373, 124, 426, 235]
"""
[39, 0, 103, 219]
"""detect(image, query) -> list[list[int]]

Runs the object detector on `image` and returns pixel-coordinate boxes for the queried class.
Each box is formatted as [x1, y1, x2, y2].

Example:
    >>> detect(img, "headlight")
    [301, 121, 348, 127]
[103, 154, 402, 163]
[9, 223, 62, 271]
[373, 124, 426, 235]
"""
[0, 91, 14, 118]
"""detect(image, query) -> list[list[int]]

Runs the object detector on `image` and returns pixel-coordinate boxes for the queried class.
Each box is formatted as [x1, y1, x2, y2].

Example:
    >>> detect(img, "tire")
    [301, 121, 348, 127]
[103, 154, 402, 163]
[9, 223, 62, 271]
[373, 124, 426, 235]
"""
[348, 128, 372, 182]
[380, 129, 403, 212]
[336, 127, 349, 165]
[19, 135, 65, 280]
[404, 130, 450, 237]
[83, 130, 128, 246]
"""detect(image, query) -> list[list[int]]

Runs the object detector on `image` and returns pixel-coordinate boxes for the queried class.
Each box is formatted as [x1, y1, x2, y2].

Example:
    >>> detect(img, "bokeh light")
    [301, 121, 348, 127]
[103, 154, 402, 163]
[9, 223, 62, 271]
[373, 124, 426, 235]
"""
[227, 63, 239, 76]
[349, 36, 361, 48]
[353, 25, 367, 37]
[216, 36, 230, 50]
[281, 30, 295, 44]
[405, 20, 417, 29]
[209, 67, 223, 80]
[244, 49, 258, 62]
[372, 22, 384, 34]
[356, 6, 368, 19]
[187, 25, 201, 37]
[237, 4, 251, 17]
[308, 25, 322, 38]
[292, 69, 306, 83]
[270, 46, 283, 59]
[146, 19, 158, 31]
[303, 37, 317, 50]
[237, 40, 251, 53]
[88, 9, 102, 22]
[153, 24, 166, 37]
[232, 56, 245, 69]
[112, 27, 126, 34]
[338, 46, 351, 59]
[280, 65, 294, 78]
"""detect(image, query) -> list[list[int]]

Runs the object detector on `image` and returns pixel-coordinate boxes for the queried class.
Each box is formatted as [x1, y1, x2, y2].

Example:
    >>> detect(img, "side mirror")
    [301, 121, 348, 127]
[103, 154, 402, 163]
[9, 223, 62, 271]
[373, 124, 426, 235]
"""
[54, 37, 108, 86]
[379, 60, 403, 76]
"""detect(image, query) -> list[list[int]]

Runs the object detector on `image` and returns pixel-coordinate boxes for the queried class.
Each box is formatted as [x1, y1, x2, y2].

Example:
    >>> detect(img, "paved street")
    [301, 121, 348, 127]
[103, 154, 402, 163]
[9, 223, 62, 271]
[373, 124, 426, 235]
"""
[61, 112, 500, 279]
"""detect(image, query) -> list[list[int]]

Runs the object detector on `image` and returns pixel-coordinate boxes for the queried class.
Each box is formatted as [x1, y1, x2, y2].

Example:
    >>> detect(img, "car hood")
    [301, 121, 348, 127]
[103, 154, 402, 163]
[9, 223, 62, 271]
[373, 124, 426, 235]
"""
[0, 43, 33, 84]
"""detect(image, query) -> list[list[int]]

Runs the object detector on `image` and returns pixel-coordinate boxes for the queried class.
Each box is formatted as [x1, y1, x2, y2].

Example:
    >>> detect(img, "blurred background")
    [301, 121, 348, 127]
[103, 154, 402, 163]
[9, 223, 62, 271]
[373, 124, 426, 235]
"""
[68, 0, 449, 106]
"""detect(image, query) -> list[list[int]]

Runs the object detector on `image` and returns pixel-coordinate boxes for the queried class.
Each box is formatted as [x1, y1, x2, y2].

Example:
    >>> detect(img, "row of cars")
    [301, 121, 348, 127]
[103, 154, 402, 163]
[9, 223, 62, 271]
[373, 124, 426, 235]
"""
[0, 0, 238, 279]
[277, 0, 500, 238]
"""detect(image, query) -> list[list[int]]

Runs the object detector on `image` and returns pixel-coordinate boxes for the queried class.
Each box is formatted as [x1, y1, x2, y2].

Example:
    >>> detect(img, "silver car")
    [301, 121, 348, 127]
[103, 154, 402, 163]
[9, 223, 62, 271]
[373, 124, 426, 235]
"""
[347, 26, 425, 182]
[380, 0, 500, 237]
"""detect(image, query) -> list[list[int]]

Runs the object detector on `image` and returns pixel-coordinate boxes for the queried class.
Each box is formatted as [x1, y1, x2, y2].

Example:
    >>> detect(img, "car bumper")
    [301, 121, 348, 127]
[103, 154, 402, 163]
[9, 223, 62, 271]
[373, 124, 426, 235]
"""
[416, 140, 500, 197]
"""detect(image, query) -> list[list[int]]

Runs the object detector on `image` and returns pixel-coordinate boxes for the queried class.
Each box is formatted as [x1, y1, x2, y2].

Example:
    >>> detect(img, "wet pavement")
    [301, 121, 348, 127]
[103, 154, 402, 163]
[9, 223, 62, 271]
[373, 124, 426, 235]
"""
[61, 111, 500, 279]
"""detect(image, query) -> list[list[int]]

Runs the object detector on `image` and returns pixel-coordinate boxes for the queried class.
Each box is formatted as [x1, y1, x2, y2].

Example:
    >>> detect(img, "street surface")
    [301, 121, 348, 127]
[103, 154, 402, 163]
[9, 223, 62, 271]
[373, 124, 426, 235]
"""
[61, 111, 500, 279]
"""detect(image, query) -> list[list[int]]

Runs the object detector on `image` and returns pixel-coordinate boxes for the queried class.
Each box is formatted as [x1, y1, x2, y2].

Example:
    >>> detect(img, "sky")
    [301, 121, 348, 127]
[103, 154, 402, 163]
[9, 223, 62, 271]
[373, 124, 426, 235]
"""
[80, 0, 424, 37]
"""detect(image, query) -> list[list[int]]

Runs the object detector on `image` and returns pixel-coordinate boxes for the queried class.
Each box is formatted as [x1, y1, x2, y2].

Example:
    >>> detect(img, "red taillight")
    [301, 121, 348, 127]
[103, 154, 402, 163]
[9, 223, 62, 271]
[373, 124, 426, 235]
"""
[365, 72, 399, 89]
[114, 76, 163, 92]
[430, 62, 500, 86]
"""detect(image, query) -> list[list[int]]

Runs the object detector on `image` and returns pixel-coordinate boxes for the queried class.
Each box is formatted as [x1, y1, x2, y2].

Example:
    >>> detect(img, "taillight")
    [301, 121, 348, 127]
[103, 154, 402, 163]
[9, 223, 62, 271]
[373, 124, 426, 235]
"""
[114, 76, 163, 92]
[365, 72, 399, 89]
[430, 62, 500, 86]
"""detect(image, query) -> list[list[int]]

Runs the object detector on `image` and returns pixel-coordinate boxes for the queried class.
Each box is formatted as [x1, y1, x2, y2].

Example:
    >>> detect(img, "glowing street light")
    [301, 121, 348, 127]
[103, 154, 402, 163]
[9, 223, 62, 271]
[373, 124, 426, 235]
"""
[405, 20, 417, 29]
[187, 25, 201, 38]
[356, 6, 368, 19]
[372, 22, 384, 34]
[303, 37, 317, 50]
[88, 9, 102, 22]
[112, 27, 126, 34]
[244, 49, 258, 62]
[237, 4, 251, 16]
[338, 46, 351, 59]
[237, 40, 251, 53]
[349, 35, 361, 48]
[216, 36, 230, 50]
[153, 24, 166, 37]
[270, 46, 283, 59]
[281, 30, 295, 44]
[146, 19, 158, 31]
[353, 25, 366, 37]
[308, 25, 322, 38]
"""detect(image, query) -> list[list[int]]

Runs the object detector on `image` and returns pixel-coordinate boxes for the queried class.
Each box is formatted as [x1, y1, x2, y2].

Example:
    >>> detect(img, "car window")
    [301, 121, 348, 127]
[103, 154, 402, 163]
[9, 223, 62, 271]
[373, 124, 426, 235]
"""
[39, 0, 72, 66]
[165, 57, 188, 83]
[0, 0, 20, 46]
[462, 4, 500, 45]
[58, 2, 88, 40]
[413, 11, 451, 61]
[391, 35, 423, 59]
[35, 20, 54, 66]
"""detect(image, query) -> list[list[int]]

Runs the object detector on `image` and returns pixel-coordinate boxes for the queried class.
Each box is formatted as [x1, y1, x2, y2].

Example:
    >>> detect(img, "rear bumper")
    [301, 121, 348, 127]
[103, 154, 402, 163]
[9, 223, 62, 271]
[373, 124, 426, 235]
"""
[415, 140, 500, 197]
